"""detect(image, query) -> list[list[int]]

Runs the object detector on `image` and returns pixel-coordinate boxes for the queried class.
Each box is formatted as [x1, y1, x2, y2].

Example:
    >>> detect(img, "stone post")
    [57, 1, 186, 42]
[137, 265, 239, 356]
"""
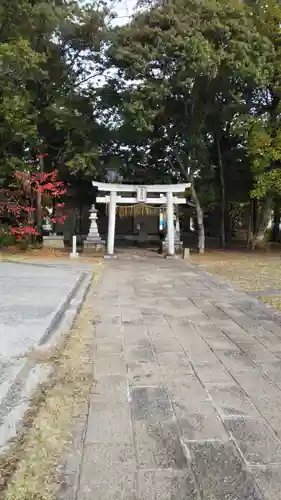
[83, 205, 105, 253]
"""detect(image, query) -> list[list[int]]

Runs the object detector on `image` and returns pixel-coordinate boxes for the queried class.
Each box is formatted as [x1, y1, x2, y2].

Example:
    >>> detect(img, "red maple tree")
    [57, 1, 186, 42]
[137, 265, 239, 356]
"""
[0, 168, 67, 242]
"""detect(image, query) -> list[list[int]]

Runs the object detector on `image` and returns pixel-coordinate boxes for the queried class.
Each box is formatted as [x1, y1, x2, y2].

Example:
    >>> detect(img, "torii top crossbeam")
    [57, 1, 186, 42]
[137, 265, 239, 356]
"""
[92, 181, 190, 193]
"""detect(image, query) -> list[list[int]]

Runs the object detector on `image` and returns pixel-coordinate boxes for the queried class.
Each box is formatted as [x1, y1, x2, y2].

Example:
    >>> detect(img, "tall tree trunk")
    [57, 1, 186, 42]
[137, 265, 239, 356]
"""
[250, 197, 272, 249]
[247, 199, 253, 248]
[247, 198, 259, 248]
[190, 176, 205, 253]
[253, 198, 258, 235]
[36, 155, 44, 234]
[217, 136, 225, 248]
[225, 204, 232, 243]
[272, 201, 280, 242]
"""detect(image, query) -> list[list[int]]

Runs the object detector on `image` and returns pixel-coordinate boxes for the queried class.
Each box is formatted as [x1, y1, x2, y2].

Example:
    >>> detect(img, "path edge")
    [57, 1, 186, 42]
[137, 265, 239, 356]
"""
[0, 270, 93, 455]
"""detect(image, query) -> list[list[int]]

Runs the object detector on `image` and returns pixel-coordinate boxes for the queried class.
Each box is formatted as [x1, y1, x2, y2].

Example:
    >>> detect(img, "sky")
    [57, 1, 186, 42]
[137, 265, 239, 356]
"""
[111, 0, 138, 25]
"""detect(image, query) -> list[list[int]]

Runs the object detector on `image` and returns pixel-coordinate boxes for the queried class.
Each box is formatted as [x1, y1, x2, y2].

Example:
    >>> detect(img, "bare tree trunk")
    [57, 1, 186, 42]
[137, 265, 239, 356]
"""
[247, 198, 259, 248]
[272, 201, 280, 242]
[217, 136, 225, 249]
[247, 199, 253, 248]
[190, 176, 205, 253]
[173, 155, 205, 254]
[225, 206, 232, 243]
[36, 155, 44, 234]
[250, 197, 272, 249]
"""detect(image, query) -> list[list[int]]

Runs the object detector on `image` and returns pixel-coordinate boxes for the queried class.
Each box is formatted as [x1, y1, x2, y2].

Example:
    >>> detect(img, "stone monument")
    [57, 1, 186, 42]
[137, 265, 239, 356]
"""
[83, 205, 105, 254]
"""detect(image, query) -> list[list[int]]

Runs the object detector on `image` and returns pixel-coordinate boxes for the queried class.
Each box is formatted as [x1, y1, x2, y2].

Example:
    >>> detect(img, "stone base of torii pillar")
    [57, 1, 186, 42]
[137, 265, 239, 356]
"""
[162, 231, 183, 256]
[83, 205, 105, 254]
[162, 213, 183, 256]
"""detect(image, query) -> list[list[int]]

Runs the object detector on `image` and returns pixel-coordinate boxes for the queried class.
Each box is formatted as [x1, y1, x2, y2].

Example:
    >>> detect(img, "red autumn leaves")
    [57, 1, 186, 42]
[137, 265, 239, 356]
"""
[0, 169, 67, 241]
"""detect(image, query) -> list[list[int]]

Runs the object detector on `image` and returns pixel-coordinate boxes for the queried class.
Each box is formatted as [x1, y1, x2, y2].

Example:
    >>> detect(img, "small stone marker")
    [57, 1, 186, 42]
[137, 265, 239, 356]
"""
[43, 235, 64, 249]
[70, 235, 79, 258]
[182, 247, 190, 259]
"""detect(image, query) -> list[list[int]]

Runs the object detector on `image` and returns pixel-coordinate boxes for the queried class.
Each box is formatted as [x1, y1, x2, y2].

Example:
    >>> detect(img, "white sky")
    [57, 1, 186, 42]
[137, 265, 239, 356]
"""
[110, 0, 138, 24]
[77, 1, 139, 88]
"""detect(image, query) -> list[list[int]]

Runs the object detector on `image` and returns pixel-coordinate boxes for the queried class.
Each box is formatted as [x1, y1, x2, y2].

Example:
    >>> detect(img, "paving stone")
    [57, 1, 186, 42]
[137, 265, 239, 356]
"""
[94, 353, 127, 377]
[142, 307, 162, 315]
[173, 400, 229, 441]
[258, 361, 281, 388]
[188, 314, 214, 326]
[129, 372, 164, 388]
[96, 314, 122, 325]
[122, 325, 150, 347]
[125, 346, 156, 364]
[134, 418, 187, 469]
[206, 338, 239, 351]
[224, 417, 281, 465]
[215, 350, 257, 373]
[224, 332, 254, 347]
[266, 321, 281, 338]
[95, 338, 124, 355]
[193, 361, 234, 383]
[251, 465, 281, 500]
[144, 314, 168, 325]
[194, 324, 226, 340]
[95, 323, 123, 338]
[168, 325, 209, 354]
[155, 352, 194, 374]
[205, 382, 259, 417]
[187, 348, 221, 364]
[86, 403, 133, 444]
[138, 469, 200, 500]
[163, 373, 210, 404]
[131, 386, 174, 422]
[127, 360, 157, 379]
[147, 327, 174, 341]
[190, 441, 262, 500]
[259, 338, 281, 356]
[121, 309, 144, 324]
[236, 341, 280, 363]
[233, 369, 281, 433]
[78, 443, 137, 500]
[219, 322, 250, 340]
[151, 337, 183, 354]
[91, 375, 128, 403]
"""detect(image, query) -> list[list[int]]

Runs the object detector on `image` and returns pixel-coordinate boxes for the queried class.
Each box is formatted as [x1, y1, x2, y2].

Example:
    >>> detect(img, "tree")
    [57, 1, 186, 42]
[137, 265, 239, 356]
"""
[0, 0, 108, 181]
[240, 0, 281, 248]
[0, 166, 66, 244]
[97, 0, 273, 251]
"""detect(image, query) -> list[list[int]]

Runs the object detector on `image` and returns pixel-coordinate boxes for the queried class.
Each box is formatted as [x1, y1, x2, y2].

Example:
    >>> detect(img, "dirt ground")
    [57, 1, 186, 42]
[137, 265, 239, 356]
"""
[192, 249, 281, 310]
[0, 247, 101, 262]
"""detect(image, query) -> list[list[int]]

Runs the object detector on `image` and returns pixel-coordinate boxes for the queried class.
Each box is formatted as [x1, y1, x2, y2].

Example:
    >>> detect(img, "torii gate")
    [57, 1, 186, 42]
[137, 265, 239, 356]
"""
[93, 182, 190, 256]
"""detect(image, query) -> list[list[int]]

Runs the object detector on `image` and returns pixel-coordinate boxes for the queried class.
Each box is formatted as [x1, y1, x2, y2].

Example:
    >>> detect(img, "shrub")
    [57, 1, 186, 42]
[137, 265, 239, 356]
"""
[0, 227, 16, 247]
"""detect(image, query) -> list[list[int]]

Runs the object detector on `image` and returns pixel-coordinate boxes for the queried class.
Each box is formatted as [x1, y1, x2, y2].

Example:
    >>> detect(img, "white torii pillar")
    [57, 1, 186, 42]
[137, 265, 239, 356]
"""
[107, 190, 117, 255]
[167, 191, 175, 256]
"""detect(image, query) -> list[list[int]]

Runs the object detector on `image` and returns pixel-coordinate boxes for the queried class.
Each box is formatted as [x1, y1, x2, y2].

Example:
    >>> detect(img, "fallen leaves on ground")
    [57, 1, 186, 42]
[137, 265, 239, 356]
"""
[192, 250, 281, 310]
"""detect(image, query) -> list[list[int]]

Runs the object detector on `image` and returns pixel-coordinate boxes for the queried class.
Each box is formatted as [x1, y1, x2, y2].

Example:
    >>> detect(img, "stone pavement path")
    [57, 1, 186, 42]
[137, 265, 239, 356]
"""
[75, 257, 281, 500]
